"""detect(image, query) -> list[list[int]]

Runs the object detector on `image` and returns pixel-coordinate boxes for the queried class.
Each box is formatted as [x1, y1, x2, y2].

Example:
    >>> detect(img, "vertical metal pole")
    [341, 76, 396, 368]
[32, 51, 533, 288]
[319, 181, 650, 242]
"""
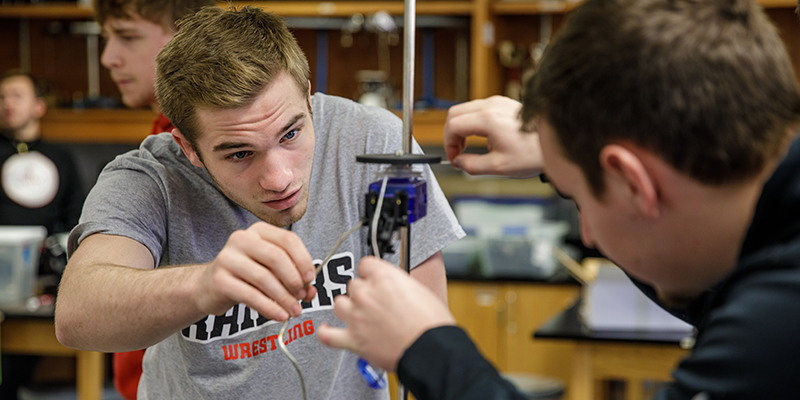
[87, 34, 100, 99]
[399, 226, 411, 273]
[399, 0, 415, 399]
[402, 0, 416, 156]
[20, 19, 31, 73]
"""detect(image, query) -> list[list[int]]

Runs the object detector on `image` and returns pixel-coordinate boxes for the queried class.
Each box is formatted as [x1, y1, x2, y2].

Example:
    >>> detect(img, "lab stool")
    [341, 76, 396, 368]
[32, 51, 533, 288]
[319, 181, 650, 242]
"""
[501, 372, 565, 400]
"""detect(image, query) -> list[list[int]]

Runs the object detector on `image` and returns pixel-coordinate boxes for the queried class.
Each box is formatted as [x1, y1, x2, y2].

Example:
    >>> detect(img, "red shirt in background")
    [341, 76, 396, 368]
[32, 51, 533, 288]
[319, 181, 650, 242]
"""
[114, 112, 174, 400]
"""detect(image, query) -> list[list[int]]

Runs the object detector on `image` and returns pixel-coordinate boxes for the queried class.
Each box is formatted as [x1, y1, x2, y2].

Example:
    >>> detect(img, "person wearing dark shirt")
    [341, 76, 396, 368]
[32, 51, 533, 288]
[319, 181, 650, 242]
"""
[317, 0, 800, 398]
[0, 71, 84, 399]
[0, 71, 83, 235]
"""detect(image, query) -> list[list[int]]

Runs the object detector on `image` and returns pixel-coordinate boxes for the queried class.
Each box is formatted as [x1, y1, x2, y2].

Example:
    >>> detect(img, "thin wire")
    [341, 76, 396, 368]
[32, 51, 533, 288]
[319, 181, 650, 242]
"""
[278, 219, 365, 400]
[371, 175, 389, 257]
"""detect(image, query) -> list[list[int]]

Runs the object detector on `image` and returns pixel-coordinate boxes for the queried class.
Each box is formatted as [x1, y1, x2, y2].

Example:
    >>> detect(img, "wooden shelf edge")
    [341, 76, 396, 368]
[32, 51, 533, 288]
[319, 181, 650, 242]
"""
[2, 0, 795, 19]
[41, 109, 156, 144]
[0, 4, 94, 19]
[224, 1, 473, 16]
[492, 0, 795, 14]
[1, 1, 473, 19]
[492, 0, 582, 14]
[39, 107, 483, 146]
[758, 0, 799, 8]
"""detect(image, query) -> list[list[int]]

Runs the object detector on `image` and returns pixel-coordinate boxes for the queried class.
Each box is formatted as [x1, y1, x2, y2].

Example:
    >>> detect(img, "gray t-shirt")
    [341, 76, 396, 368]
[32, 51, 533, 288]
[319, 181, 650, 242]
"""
[69, 93, 464, 400]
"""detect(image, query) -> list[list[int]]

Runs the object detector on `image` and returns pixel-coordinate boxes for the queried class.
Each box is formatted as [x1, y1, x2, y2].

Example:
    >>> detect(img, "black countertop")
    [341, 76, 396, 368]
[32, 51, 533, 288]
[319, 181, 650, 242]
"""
[534, 300, 694, 345]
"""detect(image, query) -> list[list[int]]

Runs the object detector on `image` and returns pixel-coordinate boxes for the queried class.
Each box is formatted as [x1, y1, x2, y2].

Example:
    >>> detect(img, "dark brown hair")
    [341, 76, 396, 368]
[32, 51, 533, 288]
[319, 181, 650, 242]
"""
[156, 6, 310, 146]
[93, 0, 215, 29]
[0, 70, 49, 99]
[523, 0, 800, 196]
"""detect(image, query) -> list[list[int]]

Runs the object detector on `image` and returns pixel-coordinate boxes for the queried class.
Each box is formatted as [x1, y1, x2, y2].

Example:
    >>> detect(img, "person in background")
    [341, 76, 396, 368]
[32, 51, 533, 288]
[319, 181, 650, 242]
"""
[317, 0, 800, 398]
[93, 0, 214, 397]
[0, 71, 83, 235]
[0, 71, 84, 399]
[55, 6, 462, 400]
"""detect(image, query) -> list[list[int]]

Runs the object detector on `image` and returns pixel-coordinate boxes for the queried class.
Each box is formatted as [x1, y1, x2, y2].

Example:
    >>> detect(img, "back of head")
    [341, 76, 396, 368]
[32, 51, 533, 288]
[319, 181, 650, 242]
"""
[93, 0, 215, 29]
[523, 0, 800, 196]
[155, 6, 310, 146]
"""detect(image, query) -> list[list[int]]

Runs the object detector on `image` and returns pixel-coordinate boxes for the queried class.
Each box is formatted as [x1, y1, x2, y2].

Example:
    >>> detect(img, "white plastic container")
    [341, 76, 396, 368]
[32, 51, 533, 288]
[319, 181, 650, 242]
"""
[479, 221, 569, 279]
[442, 235, 482, 276]
[0, 226, 47, 307]
[582, 260, 693, 332]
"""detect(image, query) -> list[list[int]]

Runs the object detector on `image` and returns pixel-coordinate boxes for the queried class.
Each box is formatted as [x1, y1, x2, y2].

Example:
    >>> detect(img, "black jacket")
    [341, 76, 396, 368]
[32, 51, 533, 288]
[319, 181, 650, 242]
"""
[398, 138, 800, 399]
[0, 133, 84, 234]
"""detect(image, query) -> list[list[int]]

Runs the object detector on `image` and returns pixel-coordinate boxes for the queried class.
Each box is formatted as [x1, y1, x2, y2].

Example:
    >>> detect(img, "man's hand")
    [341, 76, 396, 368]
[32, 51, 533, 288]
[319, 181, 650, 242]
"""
[444, 95, 543, 178]
[317, 257, 456, 371]
[193, 222, 317, 321]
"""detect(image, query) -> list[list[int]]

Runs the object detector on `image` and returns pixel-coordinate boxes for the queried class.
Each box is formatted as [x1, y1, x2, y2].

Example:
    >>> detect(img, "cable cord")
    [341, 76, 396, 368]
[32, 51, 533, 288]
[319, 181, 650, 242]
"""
[278, 219, 365, 400]
[371, 176, 389, 257]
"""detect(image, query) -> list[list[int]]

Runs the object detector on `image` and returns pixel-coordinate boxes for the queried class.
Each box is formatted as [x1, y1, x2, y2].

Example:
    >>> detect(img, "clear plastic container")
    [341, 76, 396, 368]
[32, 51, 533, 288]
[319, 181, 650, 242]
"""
[442, 235, 482, 277]
[0, 226, 47, 307]
[479, 221, 569, 279]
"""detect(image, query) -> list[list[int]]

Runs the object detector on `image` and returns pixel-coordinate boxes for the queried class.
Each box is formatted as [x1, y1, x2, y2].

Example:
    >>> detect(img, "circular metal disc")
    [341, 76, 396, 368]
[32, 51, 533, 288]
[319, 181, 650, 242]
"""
[356, 153, 442, 165]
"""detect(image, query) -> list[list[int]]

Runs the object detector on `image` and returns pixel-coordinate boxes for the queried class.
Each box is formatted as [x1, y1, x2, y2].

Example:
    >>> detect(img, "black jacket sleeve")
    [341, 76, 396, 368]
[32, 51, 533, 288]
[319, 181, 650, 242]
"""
[397, 326, 527, 400]
[653, 267, 800, 400]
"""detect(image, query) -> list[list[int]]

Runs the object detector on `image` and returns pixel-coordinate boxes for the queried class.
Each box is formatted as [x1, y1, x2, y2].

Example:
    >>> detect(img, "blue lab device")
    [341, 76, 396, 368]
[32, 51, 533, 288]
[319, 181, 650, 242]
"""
[367, 177, 428, 223]
[357, 358, 388, 389]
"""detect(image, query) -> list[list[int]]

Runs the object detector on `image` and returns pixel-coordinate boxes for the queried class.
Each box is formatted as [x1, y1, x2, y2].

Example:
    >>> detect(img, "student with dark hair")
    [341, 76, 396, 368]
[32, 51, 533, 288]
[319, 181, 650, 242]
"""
[318, 0, 800, 398]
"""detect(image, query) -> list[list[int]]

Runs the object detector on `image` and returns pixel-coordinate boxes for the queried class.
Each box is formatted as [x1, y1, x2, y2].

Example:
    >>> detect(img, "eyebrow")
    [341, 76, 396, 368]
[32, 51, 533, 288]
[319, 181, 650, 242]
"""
[101, 28, 139, 38]
[211, 112, 306, 153]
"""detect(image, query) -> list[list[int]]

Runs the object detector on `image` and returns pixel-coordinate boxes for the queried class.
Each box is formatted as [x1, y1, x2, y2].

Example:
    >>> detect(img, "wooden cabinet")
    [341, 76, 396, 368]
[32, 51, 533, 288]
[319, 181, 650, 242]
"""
[447, 280, 580, 384]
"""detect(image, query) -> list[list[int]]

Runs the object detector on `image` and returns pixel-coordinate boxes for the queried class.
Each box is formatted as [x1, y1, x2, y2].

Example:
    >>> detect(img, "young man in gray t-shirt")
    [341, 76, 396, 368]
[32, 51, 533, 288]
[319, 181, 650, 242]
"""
[55, 7, 463, 400]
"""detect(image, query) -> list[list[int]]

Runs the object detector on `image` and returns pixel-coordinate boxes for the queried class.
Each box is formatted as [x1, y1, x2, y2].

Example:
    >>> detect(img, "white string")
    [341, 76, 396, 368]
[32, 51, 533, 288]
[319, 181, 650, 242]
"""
[371, 175, 389, 258]
[278, 219, 364, 400]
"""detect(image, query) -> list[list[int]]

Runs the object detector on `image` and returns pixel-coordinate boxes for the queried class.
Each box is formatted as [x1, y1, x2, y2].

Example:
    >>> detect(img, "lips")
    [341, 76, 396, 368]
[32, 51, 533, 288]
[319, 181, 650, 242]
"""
[263, 188, 301, 210]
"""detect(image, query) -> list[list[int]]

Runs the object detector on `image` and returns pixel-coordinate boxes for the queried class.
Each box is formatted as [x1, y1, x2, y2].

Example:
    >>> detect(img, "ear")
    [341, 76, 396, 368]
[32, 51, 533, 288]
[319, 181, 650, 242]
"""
[307, 80, 313, 112]
[171, 128, 204, 168]
[599, 144, 660, 219]
[33, 98, 46, 119]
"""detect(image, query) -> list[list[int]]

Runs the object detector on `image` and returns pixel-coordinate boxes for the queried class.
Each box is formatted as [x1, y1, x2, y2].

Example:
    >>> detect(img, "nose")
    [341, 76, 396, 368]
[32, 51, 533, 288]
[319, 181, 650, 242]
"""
[579, 211, 597, 249]
[101, 37, 122, 70]
[258, 153, 294, 193]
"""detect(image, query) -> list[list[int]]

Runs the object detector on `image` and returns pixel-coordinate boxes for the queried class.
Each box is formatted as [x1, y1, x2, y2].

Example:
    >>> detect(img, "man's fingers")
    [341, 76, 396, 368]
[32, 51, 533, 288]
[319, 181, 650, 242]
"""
[219, 249, 304, 317]
[452, 153, 499, 176]
[216, 274, 291, 321]
[331, 293, 354, 321]
[317, 323, 356, 351]
[355, 256, 395, 279]
[250, 223, 316, 283]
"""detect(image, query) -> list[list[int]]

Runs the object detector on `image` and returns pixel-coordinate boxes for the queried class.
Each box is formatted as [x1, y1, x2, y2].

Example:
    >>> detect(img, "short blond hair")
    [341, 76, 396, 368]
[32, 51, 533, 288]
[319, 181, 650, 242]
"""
[155, 6, 310, 146]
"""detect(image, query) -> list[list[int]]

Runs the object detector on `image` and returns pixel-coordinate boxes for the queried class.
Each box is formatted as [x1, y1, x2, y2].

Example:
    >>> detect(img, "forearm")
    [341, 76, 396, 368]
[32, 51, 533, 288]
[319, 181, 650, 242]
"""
[409, 251, 448, 304]
[56, 261, 207, 352]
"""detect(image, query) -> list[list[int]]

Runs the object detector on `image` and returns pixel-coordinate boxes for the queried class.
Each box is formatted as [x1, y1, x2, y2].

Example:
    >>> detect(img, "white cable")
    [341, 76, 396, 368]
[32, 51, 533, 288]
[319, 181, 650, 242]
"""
[371, 175, 389, 258]
[278, 219, 364, 400]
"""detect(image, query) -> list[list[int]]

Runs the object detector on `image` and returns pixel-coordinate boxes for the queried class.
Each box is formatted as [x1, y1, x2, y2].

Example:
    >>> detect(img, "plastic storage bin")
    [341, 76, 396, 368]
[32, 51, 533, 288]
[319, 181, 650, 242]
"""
[442, 235, 482, 276]
[479, 221, 569, 279]
[0, 226, 47, 307]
